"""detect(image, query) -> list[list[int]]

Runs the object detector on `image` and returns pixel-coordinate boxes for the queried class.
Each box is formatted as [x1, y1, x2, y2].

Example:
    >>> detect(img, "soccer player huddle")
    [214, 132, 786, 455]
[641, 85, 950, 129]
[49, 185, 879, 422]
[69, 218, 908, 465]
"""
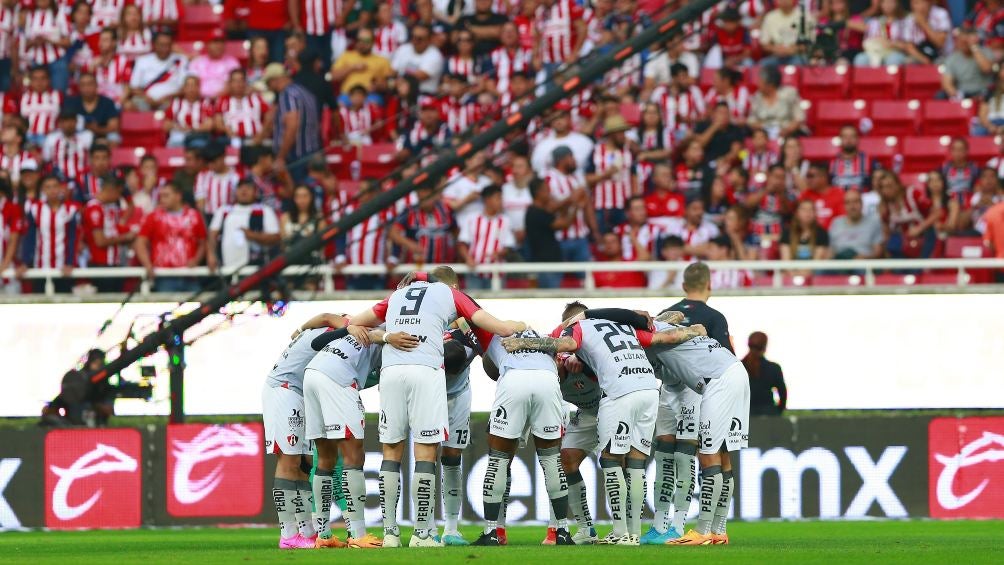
[261, 262, 750, 549]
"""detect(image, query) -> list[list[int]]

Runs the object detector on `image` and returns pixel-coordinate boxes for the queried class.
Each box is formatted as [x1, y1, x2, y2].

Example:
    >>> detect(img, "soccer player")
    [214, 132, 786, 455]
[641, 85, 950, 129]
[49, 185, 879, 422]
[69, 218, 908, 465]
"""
[502, 302, 706, 545]
[468, 322, 573, 547]
[303, 322, 418, 549]
[349, 266, 526, 548]
[262, 312, 364, 550]
[440, 321, 479, 546]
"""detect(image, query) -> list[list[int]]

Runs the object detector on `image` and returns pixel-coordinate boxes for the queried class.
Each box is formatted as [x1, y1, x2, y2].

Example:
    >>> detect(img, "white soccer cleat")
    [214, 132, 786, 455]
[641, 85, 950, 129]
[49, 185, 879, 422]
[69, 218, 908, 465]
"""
[409, 533, 444, 547]
[571, 527, 598, 545]
[382, 533, 401, 548]
[597, 532, 636, 545]
[630, 534, 640, 545]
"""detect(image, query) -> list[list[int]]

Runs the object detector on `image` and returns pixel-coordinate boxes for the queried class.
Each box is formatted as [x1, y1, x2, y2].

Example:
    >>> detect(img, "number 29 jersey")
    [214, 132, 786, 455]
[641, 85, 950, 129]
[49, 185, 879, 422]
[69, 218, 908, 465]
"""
[372, 281, 483, 370]
[561, 319, 659, 400]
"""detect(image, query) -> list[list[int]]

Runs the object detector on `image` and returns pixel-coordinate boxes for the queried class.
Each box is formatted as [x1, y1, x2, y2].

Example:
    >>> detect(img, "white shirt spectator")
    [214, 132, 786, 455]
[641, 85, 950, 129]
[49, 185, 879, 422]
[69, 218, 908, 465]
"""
[391, 43, 444, 94]
[531, 132, 594, 175]
[660, 216, 720, 259]
[501, 180, 532, 233]
[442, 173, 490, 228]
[643, 50, 700, 85]
[129, 52, 188, 102]
[209, 203, 279, 267]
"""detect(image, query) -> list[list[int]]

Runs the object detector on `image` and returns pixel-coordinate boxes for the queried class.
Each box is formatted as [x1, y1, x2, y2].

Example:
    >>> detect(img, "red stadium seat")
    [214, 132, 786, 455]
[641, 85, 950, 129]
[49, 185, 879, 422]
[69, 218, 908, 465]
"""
[919, 272, 967, 285]
[799, 65, 850, 101]
[699, 67, 717, 90]
[966, 135, 1002, 165]
[744, 65, 799, 92]
[874, 273, 919, 285]
[900, 136, 949, 173]
[325, 146, 350, 177]
[870, 100, 920, 136]
[898, 172, 926, 188]
[858, 136, 899, 169]
[151, 147, 186, 175]
[813, 100, 867, 136]
[224, 41, 250, 64]
[620, 102, 642, 126]
[851, 66, 901, 100]
[177, 5, 223, 41]
[120, 111, 164, 148]
[811, 274, 864, 287]
[921, 99, 974, 136]
[944, 236, 988, 258]
[799, 136, 839, 164]
[111, 147, 143, 168]
[903, 65, 943, 100]
[338, 180, 362, 197]
[357, 143, 398, 178]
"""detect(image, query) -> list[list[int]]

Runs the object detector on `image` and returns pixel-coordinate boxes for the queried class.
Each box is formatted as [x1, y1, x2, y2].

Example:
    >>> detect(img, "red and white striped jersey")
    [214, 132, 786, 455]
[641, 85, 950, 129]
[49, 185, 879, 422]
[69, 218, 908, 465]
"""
[651, 84, 706, 131]
[661, 217, 721, 260]
[334, 202, 392, 265]
[299, 0, 341, 35]
[446, 55, 478, 83]
[135, 0, 181, 23]
[81, 198, 125, 266]
[440, 96, 479, 135]
[704, 84, 752, 120]
[536, 0, 584, 65]
[84, 54, 133, 104]
[613, 221, 663, 261]
[0, 3, 18, 60]
[117, 28, 153, 59]
[20, 89, 63, 137]
[22, 8, 69, 65]
[166, 97, 214, 130]
[42, 130, 94, 181]
[590, 143, 635, 211]
[69, 26, 102, 69]
[0, 92, 14, 126]
[883, 185, 932, 231]
[0, 151, 33, 184]
[194, 169, 238, 215]
[743, 149, 778, 188]
[710, 268, 752, 289]
[373, 21, 408, 58]
[337, 103, 380, 144]
[0, 196, 25, 264]
[72, 173, 105, 204]
[91, 0, 126, 28]
[545, 168, 590, 240]
[604, 52, 644, 91]
[216, 93, 269, 138]
[458, 213, 515, 264]
[488, 46, 533, 94]
[22, 199, 81, 268]
[392, 190, 420, 218]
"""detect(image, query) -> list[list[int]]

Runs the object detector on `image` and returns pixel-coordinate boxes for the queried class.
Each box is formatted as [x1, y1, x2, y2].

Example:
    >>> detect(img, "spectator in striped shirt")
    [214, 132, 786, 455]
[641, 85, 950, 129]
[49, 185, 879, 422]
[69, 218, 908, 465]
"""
[19, 175, 80, 292]
[389, 185, 457, 264]
[215, 69, 269, 147]
[21, 66, 63, 146]
[0, 177, 24, 291]
[71, 144, 113, 203]
[42, 110, 93, 182]
[165, 76, 216, 147]
[586, 114, 637, 234]
[194, 145, 239, 218]
[263, 63, 321, 184]
[0, 126, 32, 186]
[614, 195, 663, 262]
[0, 0, 17, 93]
[458, 184, 516, 289]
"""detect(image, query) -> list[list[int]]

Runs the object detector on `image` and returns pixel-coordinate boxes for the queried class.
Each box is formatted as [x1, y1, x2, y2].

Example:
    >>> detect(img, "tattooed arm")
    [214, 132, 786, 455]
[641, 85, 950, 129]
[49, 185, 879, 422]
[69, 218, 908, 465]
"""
[654, 310, 685, 324]
[649, 324, 707, 345]
[501, 335, 578, 355]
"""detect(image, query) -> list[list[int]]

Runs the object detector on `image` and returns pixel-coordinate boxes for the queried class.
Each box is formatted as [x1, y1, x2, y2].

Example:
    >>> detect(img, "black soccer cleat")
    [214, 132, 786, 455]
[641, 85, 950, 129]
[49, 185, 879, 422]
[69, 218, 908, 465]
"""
[555, 528, 575, 545]
[472, 530, 501, 546]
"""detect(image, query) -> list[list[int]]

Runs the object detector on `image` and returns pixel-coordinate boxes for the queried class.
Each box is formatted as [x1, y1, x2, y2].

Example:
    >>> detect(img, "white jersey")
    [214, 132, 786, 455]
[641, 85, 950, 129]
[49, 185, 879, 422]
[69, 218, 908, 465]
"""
[648, 320, 738, 394]
[372, 281, 482, 369]
[484, 329, 557, 380]
[264, 328, 327, 393]
[560, 369, 602, 416]
[563, 319, 660, 400]
[304, 332, 382, 389]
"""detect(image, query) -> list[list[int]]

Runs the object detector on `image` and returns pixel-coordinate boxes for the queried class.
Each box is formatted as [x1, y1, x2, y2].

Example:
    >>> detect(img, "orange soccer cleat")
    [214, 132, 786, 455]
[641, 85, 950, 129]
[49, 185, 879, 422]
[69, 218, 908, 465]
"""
[347, 533, 384, 548]
[666, 530, 714, 546]
[315, 535, 347, 548]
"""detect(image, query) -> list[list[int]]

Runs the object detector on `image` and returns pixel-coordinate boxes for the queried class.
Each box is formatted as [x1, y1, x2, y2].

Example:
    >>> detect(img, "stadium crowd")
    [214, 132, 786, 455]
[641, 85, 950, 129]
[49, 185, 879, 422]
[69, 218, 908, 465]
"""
[1, 0, 1004, 293]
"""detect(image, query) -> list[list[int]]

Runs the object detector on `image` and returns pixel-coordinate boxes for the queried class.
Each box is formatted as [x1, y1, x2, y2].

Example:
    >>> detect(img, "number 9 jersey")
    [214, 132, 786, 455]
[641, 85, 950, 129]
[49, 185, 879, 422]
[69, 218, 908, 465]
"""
[560, 319, 660, 400]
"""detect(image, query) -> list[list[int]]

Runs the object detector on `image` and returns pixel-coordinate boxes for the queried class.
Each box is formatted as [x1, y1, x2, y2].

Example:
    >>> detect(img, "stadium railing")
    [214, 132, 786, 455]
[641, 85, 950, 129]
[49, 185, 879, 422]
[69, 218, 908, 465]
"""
[4, 259, 1004, 296]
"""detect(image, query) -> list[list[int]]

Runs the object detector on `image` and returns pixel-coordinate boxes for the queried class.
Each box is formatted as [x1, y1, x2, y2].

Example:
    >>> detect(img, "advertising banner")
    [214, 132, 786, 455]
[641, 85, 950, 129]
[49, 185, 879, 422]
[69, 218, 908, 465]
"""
[928, 417, 1004, 519]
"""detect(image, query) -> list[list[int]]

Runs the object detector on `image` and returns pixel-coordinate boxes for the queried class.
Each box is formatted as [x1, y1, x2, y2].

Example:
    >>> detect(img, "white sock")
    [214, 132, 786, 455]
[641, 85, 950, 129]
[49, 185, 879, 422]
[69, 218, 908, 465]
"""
[652, 440, 675, 533]
[308, 471, 333, 538]
[379, 460, 401, 536]
[273, 478, 299, 539]
[626, 459, 646, 537]
[538, 446, 568, 530]
[412, 461, 438, 538]
[441, 454, 462, 534]
[600, 458, 627, 537]
[712, 470, 734, 535]
[696, 466, 723, 536]
[672, 444, 697, 533]
[483, 449, 511, 534]
[567, 470, 594, 530]
[343, 465, 367, 539]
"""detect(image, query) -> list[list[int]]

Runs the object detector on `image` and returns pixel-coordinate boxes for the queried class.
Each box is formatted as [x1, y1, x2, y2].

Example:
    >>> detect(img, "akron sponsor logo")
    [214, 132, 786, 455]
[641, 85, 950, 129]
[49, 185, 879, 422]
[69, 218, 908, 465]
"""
[618, 366, 653, 376]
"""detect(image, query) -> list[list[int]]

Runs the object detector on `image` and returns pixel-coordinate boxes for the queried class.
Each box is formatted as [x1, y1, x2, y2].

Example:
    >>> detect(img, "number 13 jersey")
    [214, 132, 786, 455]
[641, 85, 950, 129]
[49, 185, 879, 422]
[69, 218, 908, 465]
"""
[372, 281, 483, 370]
[561, 319, 659, 400]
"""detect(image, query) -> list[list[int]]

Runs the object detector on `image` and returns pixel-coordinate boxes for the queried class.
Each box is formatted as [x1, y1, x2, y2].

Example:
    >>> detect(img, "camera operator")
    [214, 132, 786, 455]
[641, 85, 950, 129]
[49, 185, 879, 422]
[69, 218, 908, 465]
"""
[40, 349, 116, 427]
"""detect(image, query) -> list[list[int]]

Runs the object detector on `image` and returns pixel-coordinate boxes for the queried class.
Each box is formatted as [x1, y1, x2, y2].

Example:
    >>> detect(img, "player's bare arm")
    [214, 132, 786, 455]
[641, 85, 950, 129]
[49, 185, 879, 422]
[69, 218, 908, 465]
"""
[370, 329, 421, 351]
[291, 313, 348, 338]
[470, 309, 526, 337]
[501, 335, 577, 355]
[348, 308, 382, 328]
[651, 324, 707, 345]
[346, 325, 373, 347]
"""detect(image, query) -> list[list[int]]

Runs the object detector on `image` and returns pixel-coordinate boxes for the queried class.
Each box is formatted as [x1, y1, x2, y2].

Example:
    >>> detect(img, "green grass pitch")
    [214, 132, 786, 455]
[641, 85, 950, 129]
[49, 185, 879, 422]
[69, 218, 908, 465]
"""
[3, 521, 1004, 564]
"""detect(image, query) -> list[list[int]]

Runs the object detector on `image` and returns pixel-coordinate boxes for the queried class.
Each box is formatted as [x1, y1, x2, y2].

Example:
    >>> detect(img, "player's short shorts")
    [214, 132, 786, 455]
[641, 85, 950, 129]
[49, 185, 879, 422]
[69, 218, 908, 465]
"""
[698, 361, 751, 455]
[378, 364, 448, 444]
[489, 369, 565, 441]
[655, 381, 701, 440]
[598, 387, 659, 456]
[303, 368, 365, 441]
[262, 383, 311, 455]
[443, 385, 472, 450]
[561, 409, 599, 453]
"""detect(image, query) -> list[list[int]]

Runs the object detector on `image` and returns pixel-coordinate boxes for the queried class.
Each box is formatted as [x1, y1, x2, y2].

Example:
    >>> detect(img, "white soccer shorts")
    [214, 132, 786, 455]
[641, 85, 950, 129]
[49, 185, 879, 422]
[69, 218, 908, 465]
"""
[597, 388, 660, 456]
[655, 381, 701, 440]
[378, 364, 449, 444]
[443, 385, 472, 449]
[303, 368, 366, 441]
[698, 362, 751, 455]
[489, 369, 565, 441]
[561, 409, 599, 453]
[261, 384, 311, 455]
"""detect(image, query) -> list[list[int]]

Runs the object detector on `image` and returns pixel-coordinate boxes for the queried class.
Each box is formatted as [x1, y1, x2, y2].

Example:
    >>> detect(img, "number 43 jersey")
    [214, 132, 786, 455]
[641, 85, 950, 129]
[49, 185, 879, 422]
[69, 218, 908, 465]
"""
[562, 319, 660, 400]
[372, 281, 483, 370]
